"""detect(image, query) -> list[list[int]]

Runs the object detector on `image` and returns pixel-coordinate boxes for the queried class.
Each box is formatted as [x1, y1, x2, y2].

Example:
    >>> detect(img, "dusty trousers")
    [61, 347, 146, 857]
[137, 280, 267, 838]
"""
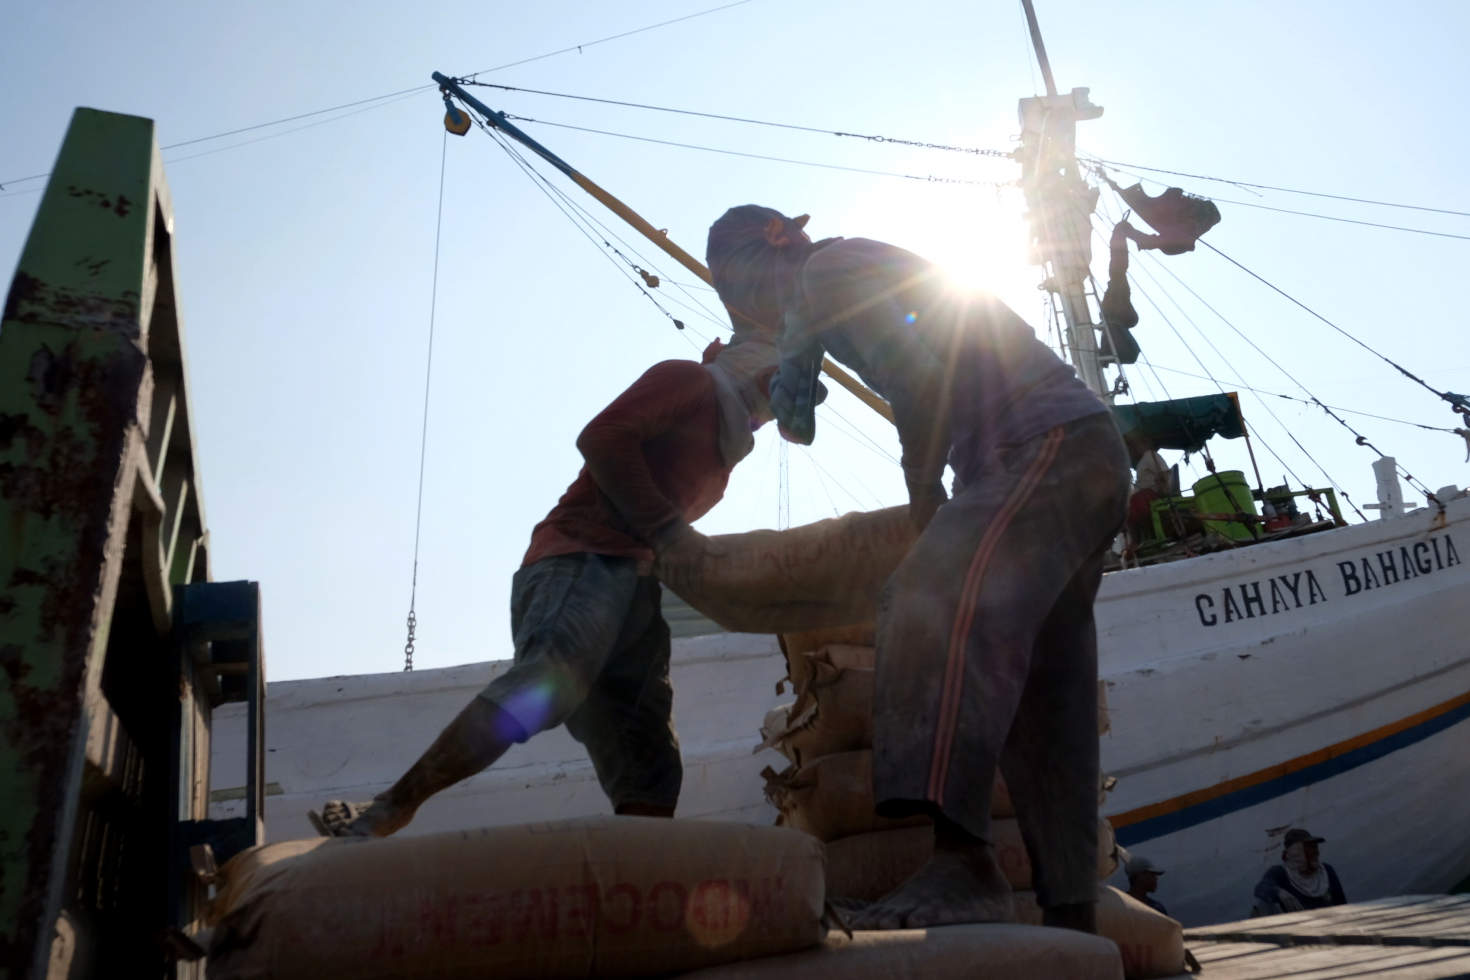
[872, 412, 1130, 909]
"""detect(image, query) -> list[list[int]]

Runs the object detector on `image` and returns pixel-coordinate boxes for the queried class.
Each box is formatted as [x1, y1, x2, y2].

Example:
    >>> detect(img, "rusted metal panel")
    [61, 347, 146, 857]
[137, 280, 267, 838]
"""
[0, 108, 164, 979]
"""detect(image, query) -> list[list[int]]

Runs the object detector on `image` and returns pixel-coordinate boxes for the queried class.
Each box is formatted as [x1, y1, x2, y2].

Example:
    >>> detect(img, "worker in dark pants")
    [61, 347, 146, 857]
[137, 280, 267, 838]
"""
[311, 338, 779, 836]
[706, 205, 1130, 933]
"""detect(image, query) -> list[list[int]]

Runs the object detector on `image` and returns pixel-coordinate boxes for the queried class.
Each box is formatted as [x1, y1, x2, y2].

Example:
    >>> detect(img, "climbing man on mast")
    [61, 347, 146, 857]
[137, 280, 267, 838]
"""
[706, 205, 1131, 932]
[311, 336, 781, 835]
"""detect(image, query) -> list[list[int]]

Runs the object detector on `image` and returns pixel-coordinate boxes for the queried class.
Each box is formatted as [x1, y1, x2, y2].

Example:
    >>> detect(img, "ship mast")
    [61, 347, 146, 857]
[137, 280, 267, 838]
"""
[1017, 0, 1112, 401]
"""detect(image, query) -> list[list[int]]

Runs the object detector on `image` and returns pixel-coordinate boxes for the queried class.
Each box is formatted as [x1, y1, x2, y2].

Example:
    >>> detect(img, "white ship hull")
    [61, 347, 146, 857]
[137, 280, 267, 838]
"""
[212, 493, 1470, 926]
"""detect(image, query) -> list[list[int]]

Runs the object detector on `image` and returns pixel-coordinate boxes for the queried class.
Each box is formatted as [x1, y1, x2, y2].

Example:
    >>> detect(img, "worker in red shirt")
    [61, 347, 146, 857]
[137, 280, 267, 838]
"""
[311, 337, 779, 836]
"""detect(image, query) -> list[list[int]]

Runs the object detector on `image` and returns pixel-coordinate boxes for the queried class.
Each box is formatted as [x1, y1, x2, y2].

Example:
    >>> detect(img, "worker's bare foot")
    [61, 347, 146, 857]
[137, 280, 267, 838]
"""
[309, 796, 413, 838]
[844, 842, 1014, 930]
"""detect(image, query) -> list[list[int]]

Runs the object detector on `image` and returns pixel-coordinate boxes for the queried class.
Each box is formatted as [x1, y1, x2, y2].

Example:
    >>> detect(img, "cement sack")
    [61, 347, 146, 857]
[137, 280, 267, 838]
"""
[763, 752, 927, 841]
[655, 508, 913, 634]
[206, 817, 826, 980]
[823, 815, 1118, 900]
[673, 923, 1123, 979]
[780, 643, 874, 707]
[779, 624, 875, 664]
[1013, 884, 1186, 979]
[762, 648, 875, 766]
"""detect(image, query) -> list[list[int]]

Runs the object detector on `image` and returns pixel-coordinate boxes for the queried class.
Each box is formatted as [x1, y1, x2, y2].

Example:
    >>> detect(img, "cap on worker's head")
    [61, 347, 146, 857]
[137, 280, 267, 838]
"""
[706, 205, 806, 266]
[1282, 828, 1325, 848]
[705, 205, 810, 340]
[1125, 855, 1164, 877]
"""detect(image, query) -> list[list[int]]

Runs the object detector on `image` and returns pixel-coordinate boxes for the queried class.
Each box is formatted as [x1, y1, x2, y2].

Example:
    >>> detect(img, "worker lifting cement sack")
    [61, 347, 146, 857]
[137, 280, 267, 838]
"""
[206, 817, 826, 979]
[654, 508, 913, 634]
[1013, 885, 1187, 980]
[672, 922, 1125, 979]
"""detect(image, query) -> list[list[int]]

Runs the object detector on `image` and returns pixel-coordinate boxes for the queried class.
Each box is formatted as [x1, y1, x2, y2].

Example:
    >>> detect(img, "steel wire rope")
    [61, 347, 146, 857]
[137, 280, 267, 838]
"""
[1080, 154, 1470, 218]
[460, 0, 756, 79]
[469, 109, 706, 353]
[459, 81, 1014, 159]
[1112, 239, 1327, 501]
[818, 399, 903, 468]
[1123, 240, 1367, 518]
[403, 130, 450, 672]
[489, 148, 735, 334]
[1144, 364, 1461, 433]
[498, 114, 1012, 186]
[460, 101, 901, 516]
[1087, 161, 1470, 243]
[797, 446, 858, 517]
[1, 91, 425, 199]
[1092, 189, 1369, 501]
[0, 0, 757, 189]
[453, 97, 737, 341]
[1200, 241, 1469, 418]
[1119, 206, 1445, 505]
[1087, 203, 1319, 497]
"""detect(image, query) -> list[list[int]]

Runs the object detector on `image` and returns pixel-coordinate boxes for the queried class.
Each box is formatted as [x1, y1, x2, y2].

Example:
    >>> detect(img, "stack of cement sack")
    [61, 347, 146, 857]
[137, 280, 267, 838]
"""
[205, 817, 826, 979]
[757, 630, 1187, 980]
[205, 814, 1129, 979]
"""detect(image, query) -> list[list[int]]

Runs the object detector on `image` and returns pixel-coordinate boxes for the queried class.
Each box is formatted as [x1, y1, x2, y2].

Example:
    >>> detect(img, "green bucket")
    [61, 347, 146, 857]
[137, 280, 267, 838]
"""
[1192, 470, 1257, 541]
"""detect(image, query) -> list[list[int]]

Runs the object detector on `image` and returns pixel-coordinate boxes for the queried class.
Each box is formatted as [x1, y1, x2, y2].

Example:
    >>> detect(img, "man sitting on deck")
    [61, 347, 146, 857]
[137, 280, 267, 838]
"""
[311, 337, 779, 836]
[706, 205, 1131, 933]
[1251, 828, 1347, 915]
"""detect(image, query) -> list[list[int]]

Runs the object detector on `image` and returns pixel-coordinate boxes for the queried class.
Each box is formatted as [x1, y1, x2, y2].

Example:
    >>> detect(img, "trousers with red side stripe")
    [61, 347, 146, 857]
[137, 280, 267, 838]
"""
[872, 410, 1131, 910]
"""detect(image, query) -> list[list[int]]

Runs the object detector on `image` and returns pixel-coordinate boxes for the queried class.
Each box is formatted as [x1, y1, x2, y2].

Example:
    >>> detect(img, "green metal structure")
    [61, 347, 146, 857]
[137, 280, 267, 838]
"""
[1, 109, 264, 979]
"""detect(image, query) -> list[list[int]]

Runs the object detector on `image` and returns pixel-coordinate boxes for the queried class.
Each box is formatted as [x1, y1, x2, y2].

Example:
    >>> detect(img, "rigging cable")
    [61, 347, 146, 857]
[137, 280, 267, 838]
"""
[1201, 241, 1470, 423]
[499, 114, 1012, 187]
[455, 95, 735, 343]
[458, 98, 901, 509]
[461, 0, 756, 79]
[404, 129, 450, 672]
[1121, 236, 1360, 515]
[1145, 364, 1462, 433]
[1156, 239, 1451, 506]
[1088, 202, 1321, 500]
[1080, 155, 1470, 218]
[1086, 162, 1470, 243]
[465, 104, 704, 349]
[459, 81, 1014, 159]
[0, 0, 757, 189]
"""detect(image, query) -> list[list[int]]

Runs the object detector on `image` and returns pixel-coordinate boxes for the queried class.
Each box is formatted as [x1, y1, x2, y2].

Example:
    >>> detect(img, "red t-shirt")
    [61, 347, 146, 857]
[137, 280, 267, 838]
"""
[521, 360, 731, 567]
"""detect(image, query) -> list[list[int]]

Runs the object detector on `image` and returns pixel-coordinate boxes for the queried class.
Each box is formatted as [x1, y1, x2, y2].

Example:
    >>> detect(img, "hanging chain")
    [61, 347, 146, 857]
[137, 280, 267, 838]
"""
[403, 607, 417, 672]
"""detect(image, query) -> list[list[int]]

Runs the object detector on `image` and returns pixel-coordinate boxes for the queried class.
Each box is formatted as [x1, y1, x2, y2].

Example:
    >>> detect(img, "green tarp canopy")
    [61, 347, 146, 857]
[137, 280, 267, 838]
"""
[1111, 393, 1245, 453]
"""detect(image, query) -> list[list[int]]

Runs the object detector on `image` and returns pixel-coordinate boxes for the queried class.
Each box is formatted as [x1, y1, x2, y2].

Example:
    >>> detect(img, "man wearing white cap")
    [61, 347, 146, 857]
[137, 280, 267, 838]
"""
[1125, 855, 1168, 915]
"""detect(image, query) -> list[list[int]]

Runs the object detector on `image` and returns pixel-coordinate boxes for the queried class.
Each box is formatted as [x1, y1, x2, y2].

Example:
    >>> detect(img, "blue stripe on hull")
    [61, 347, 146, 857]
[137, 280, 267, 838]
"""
[1114, 698, 1470, 847]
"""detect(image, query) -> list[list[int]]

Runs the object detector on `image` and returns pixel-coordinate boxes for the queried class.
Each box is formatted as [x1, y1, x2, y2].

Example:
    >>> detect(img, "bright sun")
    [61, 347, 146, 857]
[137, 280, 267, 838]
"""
[923, 191, 1038, 305]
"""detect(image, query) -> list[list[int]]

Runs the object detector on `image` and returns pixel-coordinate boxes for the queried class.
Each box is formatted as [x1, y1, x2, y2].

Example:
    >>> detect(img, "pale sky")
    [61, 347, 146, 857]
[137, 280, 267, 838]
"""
[4, 0, 1467, 680]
